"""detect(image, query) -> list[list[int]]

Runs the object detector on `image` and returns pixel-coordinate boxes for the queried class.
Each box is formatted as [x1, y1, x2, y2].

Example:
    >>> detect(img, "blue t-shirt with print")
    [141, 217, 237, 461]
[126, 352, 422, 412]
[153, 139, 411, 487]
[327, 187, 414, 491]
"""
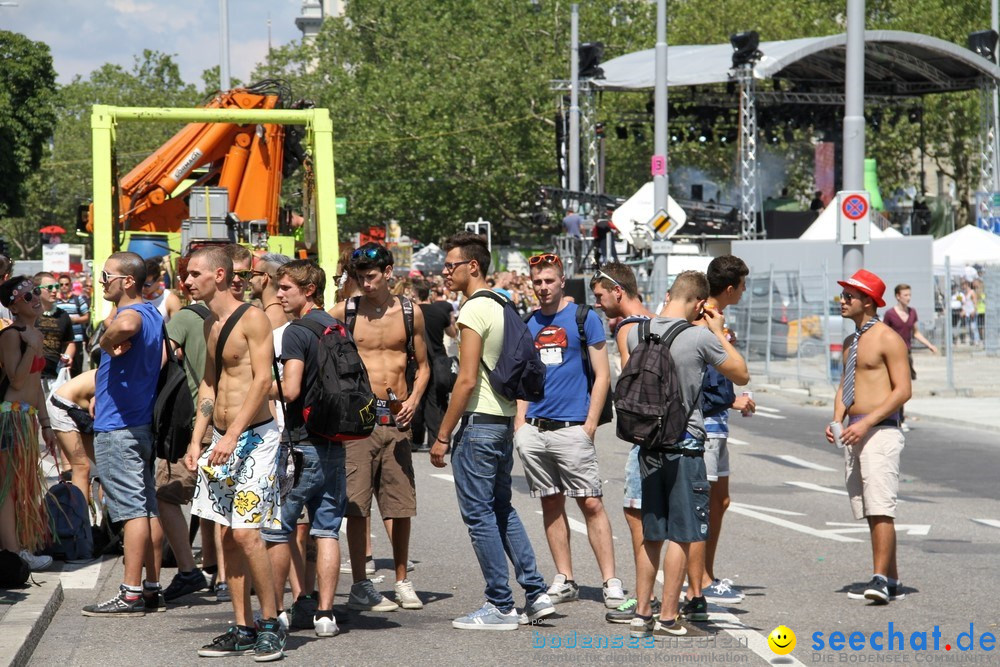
[95, 302, 164, 432]
[525, 304, 606, 422]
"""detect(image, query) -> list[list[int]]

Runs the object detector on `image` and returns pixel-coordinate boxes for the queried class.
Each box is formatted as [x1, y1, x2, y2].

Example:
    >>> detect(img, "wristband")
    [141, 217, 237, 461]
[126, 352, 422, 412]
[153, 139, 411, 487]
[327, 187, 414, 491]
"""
[436, 436, 450, 445]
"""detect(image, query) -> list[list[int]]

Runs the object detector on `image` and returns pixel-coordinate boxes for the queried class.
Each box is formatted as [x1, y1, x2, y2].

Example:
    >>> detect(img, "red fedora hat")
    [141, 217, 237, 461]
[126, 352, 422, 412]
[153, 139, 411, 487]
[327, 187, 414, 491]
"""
[837, 269, 886, 308]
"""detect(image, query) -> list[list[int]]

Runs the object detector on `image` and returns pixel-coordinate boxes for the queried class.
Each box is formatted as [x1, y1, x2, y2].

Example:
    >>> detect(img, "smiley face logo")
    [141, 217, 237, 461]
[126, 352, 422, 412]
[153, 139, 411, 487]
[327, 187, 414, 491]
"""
[768, 625, 796, 655]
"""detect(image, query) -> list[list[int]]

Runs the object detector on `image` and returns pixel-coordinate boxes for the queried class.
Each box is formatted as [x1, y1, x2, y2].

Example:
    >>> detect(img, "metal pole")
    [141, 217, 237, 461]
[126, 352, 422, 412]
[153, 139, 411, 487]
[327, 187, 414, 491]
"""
[219, 0, 231, 91]
[823, 260, 832, 383]
[796, 266, 803, 382]
[842, 0, 865, 336]
[765, 265, 774, 377]
[945, 255, 954, 390]
[569, 4, 580, 198]
[651, 0, 670, 297]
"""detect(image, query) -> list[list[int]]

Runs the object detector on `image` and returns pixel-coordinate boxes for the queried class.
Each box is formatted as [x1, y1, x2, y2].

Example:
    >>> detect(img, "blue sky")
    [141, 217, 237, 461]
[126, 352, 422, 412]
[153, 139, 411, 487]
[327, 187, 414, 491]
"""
[1, 0, 306, 85]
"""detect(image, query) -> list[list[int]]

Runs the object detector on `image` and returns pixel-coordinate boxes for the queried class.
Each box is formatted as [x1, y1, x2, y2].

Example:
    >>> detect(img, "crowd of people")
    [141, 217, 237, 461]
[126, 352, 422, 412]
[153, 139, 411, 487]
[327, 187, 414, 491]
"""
[0, 236, 916, 658]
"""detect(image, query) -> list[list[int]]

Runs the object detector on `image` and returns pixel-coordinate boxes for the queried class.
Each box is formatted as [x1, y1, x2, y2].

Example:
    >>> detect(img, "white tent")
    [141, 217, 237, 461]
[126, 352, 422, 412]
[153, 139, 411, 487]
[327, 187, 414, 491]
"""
[799, 203, 901, 241]
[933, 224, 1000, 266]
[411, 243, 445, 273]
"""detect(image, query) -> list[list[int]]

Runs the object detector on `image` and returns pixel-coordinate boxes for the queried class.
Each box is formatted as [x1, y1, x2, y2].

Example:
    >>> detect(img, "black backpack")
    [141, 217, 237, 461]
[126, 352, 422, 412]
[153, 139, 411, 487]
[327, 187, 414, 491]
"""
[524, 303, 611, 424]
[345, 295, 418, 392]
[613, 319, 700, 450]
[0, 550, 30, 588]
[293, 317, 376, 442]
[42, 481, 93, 561]
[470, 291, 546, 402]
[153, 322, 195, 464]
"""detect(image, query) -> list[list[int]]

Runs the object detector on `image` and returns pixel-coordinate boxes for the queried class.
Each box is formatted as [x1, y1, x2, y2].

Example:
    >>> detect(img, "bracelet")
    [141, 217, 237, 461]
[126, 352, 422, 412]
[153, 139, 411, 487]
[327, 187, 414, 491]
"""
[436, 436, 450, 445]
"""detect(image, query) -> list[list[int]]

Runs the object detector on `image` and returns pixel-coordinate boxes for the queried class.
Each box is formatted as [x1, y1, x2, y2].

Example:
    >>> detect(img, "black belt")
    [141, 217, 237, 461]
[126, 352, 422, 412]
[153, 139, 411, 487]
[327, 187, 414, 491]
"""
[874, 419, 900, 428]
[527, 417, 584, 432]
[462, 413, 512, 426]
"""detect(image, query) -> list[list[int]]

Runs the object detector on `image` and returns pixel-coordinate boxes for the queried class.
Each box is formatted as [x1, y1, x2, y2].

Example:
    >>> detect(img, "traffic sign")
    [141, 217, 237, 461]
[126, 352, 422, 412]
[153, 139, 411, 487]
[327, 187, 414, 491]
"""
[335, 197, 347, 215]
[836, 190, 871, 245]
[649, 208, 678, 239]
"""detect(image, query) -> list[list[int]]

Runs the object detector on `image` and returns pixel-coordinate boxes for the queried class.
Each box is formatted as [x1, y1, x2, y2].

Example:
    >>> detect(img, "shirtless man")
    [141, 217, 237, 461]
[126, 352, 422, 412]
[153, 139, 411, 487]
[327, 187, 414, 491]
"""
[328, 242, 430, 612]
[825, 269, 911, 605]
[183, 246, 285, 661]
[589, 262, 657, 624]
[226, 244, 253, 302]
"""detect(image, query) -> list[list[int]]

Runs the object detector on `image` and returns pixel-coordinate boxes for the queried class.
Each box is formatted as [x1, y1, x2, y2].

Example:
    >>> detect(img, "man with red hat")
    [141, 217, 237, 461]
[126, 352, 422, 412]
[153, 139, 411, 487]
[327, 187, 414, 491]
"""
[825, 269, 911, 605]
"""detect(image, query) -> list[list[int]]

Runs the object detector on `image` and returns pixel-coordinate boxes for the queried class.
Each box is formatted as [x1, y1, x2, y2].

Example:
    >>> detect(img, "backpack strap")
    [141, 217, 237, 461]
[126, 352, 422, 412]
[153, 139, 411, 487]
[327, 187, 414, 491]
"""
[522, 308, 537, 324]
[468, 290, 510, 374]
[661, 321, 692, 348]
[290, 316, 327, 338]
[576, 304, 595, 391]
[400, 295, 415, 363]
[345, 297, 361, 335]
[214, 303, 252, 388]
[182, 303, 210, 320]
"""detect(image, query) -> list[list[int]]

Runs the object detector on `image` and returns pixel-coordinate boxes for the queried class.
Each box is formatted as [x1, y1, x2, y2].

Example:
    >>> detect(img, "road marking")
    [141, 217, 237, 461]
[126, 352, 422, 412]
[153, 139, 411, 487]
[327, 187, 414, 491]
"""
[785, 481, 848, 496]
[727, 437, 749, 446]
[728, 504, 860, 542]
[730, 502, 805, 516]
[430, 473, 455, 483]
[60, 557, 105, 589]
[534, 511, 589, 537]
[777, 455, 836, 472]
[754, 406, 781, 413]
[825, 521, 930, 537]
[973, 519, 1000, 530]
[752, 411, 786, 420]
[709, 606, 807, 667]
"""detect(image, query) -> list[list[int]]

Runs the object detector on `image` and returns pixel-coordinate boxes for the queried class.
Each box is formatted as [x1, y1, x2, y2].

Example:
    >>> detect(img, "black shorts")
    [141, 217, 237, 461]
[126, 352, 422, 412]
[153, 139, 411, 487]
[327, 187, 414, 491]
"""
[638, 450, 710, 543]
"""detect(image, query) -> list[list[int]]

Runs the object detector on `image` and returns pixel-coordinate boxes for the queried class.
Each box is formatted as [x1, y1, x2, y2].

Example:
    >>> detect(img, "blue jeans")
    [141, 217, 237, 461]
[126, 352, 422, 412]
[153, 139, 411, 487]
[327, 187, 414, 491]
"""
[451, 421, 547, 612]
[261, 442, 346, 543]
[94, 425, 158, 523]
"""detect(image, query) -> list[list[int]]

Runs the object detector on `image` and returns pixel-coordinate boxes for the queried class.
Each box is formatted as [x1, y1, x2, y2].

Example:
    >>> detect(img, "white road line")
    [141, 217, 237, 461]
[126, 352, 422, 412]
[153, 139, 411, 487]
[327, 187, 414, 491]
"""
[825, 521, 931, 537]
[430, 473, 455, 483]
[727, 437, 749, 446]
[973, 518, 1000, 530]
[754, 406, 781, 413]
[785, 481, 848, 496]
[728, 504, 860, 542]
[777, 455, 836, 472]
[533, 511, 589, 537]
[729, 502, 805, 516]
[753, 411, 786, 420]
[709, 606, 807, 667]
[60, 557, 105, 589]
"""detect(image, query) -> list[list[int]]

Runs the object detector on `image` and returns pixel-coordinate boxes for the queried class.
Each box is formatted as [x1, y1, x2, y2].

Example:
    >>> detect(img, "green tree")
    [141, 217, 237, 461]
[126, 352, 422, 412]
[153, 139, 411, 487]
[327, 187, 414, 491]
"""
[0, 30, 57, 258]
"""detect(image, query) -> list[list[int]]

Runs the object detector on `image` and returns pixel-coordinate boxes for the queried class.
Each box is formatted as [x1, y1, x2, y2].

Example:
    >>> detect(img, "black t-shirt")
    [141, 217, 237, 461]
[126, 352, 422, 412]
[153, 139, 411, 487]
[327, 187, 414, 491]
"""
[419, 301, 453, 359]
[279, 309, 336, 443]
[37, 309, 74, 378]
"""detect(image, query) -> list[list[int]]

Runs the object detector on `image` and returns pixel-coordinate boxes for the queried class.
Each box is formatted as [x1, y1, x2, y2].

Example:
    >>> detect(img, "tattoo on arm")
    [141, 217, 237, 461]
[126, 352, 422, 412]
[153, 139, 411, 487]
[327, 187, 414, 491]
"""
[199, 399, 214, 418]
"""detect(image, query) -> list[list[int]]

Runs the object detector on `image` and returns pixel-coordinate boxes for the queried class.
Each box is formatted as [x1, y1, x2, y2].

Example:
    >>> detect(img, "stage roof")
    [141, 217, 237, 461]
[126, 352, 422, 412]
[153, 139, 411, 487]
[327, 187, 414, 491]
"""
[593, 30, 1000, 97]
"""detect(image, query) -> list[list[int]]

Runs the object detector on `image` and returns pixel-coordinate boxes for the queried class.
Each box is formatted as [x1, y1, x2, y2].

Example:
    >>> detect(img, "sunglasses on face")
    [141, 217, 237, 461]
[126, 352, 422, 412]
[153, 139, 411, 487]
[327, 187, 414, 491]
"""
[840, 292, 864, 303]
[528, 253, 563, 267]
[593, 269, 623, 291]
[16, 286, 42, 303]
[101, 270, 130, 284]
[39, 284, 60, 292]
[233, 270, 255, 281]
[443, 260, 472, 272]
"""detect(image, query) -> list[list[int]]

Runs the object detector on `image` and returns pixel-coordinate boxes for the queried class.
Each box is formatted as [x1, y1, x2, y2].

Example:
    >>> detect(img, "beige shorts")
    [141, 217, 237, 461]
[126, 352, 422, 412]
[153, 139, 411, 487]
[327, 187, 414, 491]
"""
[845, 426, 904, 520]
[345, 424, 416, 519]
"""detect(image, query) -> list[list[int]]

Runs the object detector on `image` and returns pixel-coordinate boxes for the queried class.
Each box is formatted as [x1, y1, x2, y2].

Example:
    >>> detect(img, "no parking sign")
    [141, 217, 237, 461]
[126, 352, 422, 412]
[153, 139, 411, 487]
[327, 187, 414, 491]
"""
[837, 190, 871, 245]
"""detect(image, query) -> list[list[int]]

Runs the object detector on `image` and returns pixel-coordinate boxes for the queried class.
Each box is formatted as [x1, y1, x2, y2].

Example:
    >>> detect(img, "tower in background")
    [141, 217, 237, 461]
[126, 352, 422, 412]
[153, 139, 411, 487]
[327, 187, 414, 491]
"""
[296, 0, 344, 41]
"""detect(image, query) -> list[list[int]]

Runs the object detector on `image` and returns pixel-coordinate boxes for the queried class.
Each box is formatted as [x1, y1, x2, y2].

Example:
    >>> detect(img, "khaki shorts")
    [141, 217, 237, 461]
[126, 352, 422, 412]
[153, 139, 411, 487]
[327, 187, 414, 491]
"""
[345, 424, 416, 518]
[156, 432, 211, 505]
[514, 423, 602, 498]
[845, 426, 904, 520]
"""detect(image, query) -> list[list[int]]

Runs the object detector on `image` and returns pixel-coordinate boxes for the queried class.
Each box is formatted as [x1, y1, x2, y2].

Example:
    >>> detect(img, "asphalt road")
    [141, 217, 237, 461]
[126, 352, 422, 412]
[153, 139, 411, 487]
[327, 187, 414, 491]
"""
[29, 393, 1000, 666]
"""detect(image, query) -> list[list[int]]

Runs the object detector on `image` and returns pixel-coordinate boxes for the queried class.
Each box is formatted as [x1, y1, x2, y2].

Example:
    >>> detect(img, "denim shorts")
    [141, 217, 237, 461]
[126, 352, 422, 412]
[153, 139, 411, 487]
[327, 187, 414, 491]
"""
[623, 444, 642, 509]
[638, 446, 710, 544]
[94, 425, 158, 523]
[262, 442, 347, 543]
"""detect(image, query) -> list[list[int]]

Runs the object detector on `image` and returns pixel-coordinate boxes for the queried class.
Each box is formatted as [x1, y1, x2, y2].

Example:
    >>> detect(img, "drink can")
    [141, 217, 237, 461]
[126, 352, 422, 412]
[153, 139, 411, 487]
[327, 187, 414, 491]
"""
[829, 421, 844, 448]
[741, 390, 753, 417]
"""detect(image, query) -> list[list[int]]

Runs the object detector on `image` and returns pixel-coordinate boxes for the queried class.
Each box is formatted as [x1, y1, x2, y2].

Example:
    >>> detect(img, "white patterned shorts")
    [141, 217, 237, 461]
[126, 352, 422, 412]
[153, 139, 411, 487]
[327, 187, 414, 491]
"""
[192, 419, 282, 530]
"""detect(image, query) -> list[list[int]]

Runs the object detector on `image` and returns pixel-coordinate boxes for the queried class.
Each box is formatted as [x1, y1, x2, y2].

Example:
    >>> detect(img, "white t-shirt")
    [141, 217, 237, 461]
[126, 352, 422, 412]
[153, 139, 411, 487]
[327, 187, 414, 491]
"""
[273, 322, 290, 434]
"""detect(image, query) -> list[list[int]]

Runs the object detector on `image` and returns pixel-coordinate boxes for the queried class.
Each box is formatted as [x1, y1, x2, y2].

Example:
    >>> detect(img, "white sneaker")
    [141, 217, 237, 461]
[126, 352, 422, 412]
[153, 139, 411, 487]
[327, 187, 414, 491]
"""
[19, 550, 52, 571]
[603, 577, 627, 609]
[394, 579, 423, 609]
[314, 615, 339, 637]
[339, 557, 377, 575]
[546, 574, 579, 603]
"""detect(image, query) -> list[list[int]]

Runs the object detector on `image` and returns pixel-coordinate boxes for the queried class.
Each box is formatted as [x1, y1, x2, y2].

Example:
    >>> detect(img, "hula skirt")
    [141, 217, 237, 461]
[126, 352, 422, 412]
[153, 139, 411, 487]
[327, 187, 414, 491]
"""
[0, 402, 50, 552]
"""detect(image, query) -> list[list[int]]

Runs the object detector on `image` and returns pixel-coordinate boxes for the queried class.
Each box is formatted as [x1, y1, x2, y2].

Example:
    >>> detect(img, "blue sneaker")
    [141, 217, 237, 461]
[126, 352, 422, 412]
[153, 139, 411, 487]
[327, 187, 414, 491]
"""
[452, 602, 519, 631]
[703, 579, 744, 604]
[518, 593, 555, 625]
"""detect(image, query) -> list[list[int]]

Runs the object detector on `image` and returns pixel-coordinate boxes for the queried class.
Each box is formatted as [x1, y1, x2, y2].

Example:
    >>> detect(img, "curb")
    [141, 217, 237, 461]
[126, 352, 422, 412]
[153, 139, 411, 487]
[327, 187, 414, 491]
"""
[0, 575, 64, 667]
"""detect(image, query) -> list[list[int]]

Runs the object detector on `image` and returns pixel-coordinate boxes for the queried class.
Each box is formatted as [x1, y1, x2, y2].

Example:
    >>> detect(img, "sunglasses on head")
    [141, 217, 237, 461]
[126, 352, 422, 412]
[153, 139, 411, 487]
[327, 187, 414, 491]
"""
[593, 269, 623, 291]
[528, 253, 563, 267]
[352, 247, 387, 261]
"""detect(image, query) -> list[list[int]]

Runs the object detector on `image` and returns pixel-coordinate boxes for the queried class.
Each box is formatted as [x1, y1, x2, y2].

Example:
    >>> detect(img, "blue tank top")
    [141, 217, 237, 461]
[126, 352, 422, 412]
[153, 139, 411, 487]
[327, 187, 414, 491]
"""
[95, 302, 164, 432]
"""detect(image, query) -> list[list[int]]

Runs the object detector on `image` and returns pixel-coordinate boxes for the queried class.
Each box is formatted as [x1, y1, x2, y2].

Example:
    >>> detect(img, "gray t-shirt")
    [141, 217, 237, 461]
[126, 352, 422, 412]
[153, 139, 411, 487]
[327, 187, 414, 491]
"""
[626, 316, 727, 442]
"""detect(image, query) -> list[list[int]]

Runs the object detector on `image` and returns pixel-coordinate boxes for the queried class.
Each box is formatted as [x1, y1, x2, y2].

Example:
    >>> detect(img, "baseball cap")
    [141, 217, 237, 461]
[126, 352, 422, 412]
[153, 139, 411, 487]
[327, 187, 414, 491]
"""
[837, 269, 886, 308]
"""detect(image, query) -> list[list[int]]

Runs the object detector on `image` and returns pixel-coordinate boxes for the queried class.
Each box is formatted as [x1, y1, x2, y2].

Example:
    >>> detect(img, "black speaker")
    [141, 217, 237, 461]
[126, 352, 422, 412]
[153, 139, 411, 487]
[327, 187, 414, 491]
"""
[565, 278, 588, 305]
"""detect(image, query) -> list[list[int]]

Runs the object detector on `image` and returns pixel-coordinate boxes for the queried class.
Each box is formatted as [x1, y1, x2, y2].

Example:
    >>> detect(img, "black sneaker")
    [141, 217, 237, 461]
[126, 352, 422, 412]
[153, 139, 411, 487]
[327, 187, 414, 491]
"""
[197, 626, 256, 657]
[864, 576, 889, 604]
[888, 584, 905, 601]
[680, 595, 708, 621]
[653, 616, 713, 638]
[254, 619, 286, 662]
[848, 580, 904, 601]
[143, 589, 167, 613]
[164, 569, 207, 601]
[81, 586, 146, 617]
[290, 593, 318, 630]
